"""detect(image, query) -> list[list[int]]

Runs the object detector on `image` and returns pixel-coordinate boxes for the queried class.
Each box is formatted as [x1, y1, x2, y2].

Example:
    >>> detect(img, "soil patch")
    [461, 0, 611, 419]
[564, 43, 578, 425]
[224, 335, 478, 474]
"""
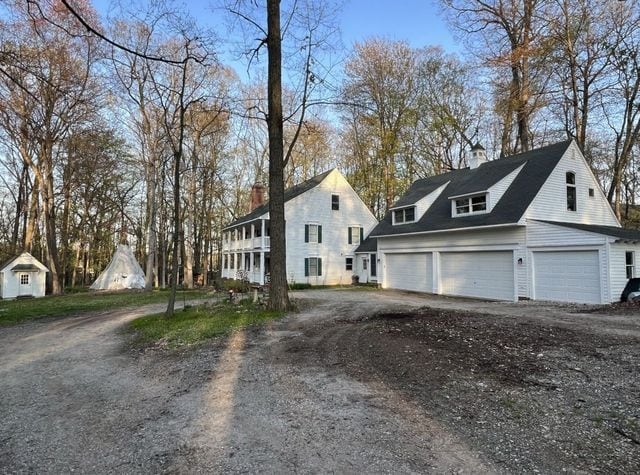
[281, 307, 640, 473]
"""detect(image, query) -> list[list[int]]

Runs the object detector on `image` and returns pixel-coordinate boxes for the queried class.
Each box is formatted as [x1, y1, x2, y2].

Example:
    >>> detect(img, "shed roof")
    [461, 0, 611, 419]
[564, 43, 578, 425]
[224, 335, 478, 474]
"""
[370, 140, 573, 237]
[355, 236, 377, 253]
[11, 263, 42, 272]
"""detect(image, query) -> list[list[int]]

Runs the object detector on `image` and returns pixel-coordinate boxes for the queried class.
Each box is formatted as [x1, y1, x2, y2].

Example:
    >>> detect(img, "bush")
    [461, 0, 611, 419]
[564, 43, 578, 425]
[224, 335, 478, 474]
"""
[289, 283, 312, 290]
[221, 279, 250, 293]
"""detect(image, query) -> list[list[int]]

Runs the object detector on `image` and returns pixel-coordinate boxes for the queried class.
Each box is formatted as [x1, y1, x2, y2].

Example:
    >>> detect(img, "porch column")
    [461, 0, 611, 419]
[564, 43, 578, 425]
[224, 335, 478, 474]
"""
[260, 252, 265, 285]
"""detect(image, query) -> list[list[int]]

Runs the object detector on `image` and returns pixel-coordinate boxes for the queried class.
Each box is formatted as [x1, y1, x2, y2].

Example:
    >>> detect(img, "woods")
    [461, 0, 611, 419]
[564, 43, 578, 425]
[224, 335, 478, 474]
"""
[1, 0, 639, 302]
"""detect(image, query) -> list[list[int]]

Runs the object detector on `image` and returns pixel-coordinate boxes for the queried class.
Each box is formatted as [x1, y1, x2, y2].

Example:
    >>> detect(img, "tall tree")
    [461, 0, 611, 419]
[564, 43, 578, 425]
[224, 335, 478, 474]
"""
[441, 0, 553, 155]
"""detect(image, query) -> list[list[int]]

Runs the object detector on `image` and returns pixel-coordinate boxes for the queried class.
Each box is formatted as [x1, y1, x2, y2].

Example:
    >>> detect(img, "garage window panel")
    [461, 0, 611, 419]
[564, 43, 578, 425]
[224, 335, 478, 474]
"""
[20, 274, 29, 285]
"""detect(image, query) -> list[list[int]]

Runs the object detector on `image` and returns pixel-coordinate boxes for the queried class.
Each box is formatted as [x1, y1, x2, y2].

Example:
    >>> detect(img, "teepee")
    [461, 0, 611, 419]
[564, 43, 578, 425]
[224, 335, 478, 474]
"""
[91, 244, 146, 290]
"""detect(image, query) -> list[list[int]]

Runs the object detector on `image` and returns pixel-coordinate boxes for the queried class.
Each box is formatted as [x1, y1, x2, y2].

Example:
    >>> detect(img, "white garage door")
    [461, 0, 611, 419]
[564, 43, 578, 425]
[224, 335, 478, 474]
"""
[385, 253, 432, 293]
[441, 251, 515, 301]
[533, 251, 601, 304]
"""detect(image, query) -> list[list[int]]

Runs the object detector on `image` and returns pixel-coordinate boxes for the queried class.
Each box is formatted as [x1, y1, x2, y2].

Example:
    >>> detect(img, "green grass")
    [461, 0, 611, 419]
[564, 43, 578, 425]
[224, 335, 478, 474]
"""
[0, 289, 211, 326]
[127, 299, 284, 348]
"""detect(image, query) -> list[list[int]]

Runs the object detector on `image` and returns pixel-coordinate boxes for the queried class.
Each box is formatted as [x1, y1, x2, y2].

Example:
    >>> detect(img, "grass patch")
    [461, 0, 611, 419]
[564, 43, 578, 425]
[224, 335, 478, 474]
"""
[0, 289, 211, 326]
[127, 299, 284, 348]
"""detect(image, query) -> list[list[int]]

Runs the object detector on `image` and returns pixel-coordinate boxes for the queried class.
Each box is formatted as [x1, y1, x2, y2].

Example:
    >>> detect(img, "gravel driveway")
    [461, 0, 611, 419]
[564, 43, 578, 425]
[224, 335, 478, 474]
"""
[1, 289, 638, 473]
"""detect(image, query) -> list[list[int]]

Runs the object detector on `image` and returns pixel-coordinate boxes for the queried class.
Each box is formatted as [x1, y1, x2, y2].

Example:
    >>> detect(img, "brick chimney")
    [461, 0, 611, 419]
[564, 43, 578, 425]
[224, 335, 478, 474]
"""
[250, 182, 266, 211]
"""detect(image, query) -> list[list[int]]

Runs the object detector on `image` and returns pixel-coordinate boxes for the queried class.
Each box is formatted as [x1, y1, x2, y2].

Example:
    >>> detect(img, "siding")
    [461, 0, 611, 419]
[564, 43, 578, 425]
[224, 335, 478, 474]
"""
[610, 243, 640, 302]
[415, 182, 449, 221]
[377, 226, 526, 253]
[488, 164, 525, 211]
[526, 220, 607, 247]
[526, 142, 620, 226]
[285, 169, 378, 285]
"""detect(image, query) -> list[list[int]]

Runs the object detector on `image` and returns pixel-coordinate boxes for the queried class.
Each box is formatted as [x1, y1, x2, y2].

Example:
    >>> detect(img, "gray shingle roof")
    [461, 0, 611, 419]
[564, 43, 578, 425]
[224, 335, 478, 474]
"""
[224, 169, 335, 229]
[370, 140, 573, 237]
[537, 220, 640, 241]
[355, 236, 377, 253]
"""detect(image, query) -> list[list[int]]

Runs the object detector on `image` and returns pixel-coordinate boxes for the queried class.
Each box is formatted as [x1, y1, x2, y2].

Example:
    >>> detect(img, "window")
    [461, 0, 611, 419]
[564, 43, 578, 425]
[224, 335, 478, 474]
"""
[589, 188, 595, 197]
[20, 274, 29, 285]
[332, 194, 340, 210]
[567, 172, 577, 211]
[363, 258, 367, 270]
[305, 257, 322, 277]
[305, 224, 322, 243]
[626, 251, 635, 279]
[454, 194, 487, 216]
[393, 206, 416, 224]
[348, 226, 363, 245]
[345, 257, 353, 271]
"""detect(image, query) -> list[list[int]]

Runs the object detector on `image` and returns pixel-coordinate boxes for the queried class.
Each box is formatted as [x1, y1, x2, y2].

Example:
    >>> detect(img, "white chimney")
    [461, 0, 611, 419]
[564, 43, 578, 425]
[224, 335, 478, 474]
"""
[468, 143, 487, 169]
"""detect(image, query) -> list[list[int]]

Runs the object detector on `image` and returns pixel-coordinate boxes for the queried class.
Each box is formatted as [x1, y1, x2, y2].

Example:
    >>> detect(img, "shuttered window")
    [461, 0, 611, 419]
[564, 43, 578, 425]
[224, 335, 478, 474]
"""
[304, 224, 322, 243]
[304, 257, 322, 277]
[348, 226, 363, 245]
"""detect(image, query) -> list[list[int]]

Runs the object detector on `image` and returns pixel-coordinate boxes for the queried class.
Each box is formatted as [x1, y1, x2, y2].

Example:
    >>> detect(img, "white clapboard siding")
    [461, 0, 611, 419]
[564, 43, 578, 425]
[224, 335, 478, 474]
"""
[526, 142, 619, 226]
[285, 169, 378, 285]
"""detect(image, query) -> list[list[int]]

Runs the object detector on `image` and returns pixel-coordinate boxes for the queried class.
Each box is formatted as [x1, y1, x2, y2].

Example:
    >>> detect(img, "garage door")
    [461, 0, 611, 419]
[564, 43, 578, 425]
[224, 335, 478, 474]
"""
[385, 253, 432, 293]
[533, 251, 600, 304]
[441, 251, 515, 300]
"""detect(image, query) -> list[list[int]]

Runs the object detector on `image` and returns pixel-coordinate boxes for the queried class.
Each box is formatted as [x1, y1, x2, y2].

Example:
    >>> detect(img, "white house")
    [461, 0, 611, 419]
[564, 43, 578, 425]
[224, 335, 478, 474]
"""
[221, 169, 378, 286]
[0, 252, 49, 299]
[369, 140, 640, 304]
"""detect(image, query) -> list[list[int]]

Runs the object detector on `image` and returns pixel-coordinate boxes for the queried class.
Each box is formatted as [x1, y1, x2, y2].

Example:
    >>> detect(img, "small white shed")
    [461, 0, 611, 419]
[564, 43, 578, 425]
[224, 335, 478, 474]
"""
[0, 252, 49, 299]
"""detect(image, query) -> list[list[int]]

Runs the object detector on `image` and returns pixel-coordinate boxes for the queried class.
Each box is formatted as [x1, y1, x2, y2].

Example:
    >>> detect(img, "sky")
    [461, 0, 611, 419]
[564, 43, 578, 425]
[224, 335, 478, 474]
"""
[338, 0, 458, 52]
[93, 0, 460, 60]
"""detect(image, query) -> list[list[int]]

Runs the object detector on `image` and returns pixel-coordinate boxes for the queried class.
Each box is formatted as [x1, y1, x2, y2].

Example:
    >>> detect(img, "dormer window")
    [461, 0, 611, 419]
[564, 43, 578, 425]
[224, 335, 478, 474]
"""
[566, 172, 577, 211]
[393, 206, 416, 224]
[453, 194, 487, 216]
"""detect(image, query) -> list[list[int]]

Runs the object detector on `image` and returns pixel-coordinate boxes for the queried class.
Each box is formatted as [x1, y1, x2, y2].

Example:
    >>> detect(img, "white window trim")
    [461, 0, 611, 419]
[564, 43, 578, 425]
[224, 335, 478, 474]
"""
[452, 193, 489, 217]
[308, 257, 321, 277]
[626, 251, 635, 279]
[307, 223, 320, 244]
[392, 206, 417, 225]
[566, 171, 577, 212]
[349, 225, 362, 245]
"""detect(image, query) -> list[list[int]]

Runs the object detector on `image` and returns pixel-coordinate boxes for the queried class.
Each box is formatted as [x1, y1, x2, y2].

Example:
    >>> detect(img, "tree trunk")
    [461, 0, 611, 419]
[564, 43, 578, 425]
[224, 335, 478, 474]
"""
[267, 0, 291, 311]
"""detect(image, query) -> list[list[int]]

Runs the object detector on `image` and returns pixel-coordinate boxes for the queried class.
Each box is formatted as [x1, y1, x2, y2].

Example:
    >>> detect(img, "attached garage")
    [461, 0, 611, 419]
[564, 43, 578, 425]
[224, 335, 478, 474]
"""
[532, 250, 601, 304]
[385, 252, 432, 293]
[440, 251, 515, 301]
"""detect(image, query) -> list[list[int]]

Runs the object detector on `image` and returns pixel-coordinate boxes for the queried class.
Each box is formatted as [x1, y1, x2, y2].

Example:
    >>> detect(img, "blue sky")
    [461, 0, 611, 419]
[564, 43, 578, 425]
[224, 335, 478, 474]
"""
[339, 0, 457, 51]
[93, 0, 458, 53]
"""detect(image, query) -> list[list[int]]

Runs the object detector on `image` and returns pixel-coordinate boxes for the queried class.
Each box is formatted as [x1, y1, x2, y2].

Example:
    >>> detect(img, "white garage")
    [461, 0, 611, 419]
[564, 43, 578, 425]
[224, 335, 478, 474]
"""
[533, 250, 601, 304]
[385, 252, 432, 293]
[440, 251, 515, 301]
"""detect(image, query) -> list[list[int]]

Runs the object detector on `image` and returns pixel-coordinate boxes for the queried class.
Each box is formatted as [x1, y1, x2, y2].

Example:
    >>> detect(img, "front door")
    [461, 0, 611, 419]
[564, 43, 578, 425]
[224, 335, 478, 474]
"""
[19, 273, 32, 296]
[370, 253, 377, 278]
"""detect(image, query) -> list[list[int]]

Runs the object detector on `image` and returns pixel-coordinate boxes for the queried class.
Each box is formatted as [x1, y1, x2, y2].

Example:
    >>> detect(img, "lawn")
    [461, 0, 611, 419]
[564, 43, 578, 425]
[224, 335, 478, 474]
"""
[128, 299, 284, 348]
[0, 289, 212, 326]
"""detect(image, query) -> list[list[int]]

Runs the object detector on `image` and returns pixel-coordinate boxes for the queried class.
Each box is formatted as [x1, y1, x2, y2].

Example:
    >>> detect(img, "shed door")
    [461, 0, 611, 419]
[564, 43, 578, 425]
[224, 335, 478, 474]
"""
[385, 253, 432, 293]
[440, 251, 515, 301]
[19, 273, 33, 296]
[533, 250, 600, 304]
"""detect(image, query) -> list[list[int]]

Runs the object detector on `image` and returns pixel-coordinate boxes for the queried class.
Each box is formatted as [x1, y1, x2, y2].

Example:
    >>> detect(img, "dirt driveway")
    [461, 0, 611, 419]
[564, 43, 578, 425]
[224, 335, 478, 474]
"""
[1, 289, 638, 473]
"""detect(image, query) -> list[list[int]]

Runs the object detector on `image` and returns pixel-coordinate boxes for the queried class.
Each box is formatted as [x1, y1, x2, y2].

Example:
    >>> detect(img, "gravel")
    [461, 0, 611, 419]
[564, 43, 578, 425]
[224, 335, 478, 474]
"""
[1, 289, 638, 473]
